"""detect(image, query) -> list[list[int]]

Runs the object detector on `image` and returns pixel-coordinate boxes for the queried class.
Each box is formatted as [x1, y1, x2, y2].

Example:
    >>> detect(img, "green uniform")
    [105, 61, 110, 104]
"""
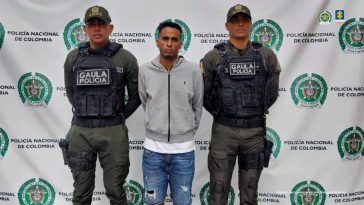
[202, 41, 281, 205]
[64, 41, 140, 205]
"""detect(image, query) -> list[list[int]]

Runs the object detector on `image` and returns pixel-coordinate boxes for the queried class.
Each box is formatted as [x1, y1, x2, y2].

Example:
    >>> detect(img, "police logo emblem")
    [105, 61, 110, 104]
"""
[77, 69, 110, 86]
[339, 18, 364, 53]
[266, 127, 281, 159]
[338, 126, 364, 160]
[63, 18, 88, 50]
[199, 182, 235, 205]
[123, 180, 144, 205]
[0, 22, 5, 49]
[155, 19, 191, 55]
[17, 72, 53, 107]
[90, 7, 102, 17]
[0, 128, 9, 160]
[229, 62, 255, 75]
[18, 178, 55, 205]
[318, 11, 332, 24]
[290, 181, 326, 205]
[235, 5, 243, 11]
[249, 19, 283, 53]
[290, 73, 327, 109]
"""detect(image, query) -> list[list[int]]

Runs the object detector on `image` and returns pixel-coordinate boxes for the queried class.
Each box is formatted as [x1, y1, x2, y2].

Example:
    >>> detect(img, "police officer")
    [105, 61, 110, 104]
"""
[201, 4, 281, 205]
[63, 5, 140, 205]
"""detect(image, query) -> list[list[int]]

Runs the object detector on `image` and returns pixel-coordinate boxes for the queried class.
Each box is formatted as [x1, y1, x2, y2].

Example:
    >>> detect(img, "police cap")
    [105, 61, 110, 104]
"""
[226, 4, 251, 22]
[84, 5, 112, 23]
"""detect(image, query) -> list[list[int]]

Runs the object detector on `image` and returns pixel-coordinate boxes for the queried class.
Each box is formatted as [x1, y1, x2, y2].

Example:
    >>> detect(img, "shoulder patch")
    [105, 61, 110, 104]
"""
[251, 41, 263, 49]
[214, 42, 226, 52]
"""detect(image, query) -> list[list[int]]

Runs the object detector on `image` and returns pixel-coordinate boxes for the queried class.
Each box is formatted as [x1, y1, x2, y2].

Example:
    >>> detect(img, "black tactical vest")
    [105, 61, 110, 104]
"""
[72, 42, 125, 127]
[213, 42, 268, 128]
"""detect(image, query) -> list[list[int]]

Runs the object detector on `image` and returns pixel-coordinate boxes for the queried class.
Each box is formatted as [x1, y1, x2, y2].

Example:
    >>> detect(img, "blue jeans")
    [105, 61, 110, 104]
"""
[142, 149, 195, 205]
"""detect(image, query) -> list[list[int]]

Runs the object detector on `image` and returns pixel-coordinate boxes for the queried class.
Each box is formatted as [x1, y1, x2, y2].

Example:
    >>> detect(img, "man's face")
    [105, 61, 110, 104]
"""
[156, 27, 182, 60]
[225, 14, 252, 40]
[83, 18, 113, 48]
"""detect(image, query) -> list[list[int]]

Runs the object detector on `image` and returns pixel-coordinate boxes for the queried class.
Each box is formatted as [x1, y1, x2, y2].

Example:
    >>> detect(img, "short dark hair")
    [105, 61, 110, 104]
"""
[157, 21, 182, 37]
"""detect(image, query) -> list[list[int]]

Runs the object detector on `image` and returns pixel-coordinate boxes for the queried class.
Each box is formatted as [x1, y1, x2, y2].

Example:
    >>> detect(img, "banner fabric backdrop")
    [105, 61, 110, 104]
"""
[0, 0, 363, 204]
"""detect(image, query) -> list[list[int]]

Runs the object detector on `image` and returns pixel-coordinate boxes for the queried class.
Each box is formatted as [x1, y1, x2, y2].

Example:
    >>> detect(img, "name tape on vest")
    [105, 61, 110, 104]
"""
[77, 69, 110, 85]
[229, 62, 256, 76]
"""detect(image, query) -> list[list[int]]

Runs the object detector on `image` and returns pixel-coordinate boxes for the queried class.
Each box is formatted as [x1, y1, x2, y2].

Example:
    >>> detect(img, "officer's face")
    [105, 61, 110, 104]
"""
[225, 14, 252, 40]
[83, 18, 114, 49]
[156, 27, 182, 60]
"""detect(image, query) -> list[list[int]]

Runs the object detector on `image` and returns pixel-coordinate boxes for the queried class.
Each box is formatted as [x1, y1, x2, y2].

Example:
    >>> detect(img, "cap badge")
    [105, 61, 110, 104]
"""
[89, 7, 102, 17]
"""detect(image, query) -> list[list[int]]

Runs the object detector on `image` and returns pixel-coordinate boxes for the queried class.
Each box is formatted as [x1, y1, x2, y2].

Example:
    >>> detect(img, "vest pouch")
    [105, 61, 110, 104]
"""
[85, 93, 100, 117]
[241, 83, 258, 107]
[221, 87, 236, 114]
[100, 93, 115, 117]
[74, 92, 87, 116]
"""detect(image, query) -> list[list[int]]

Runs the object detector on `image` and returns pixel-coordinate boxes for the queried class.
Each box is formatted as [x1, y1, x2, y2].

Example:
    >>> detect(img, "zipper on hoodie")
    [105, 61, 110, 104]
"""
[168, 72, 171, 142]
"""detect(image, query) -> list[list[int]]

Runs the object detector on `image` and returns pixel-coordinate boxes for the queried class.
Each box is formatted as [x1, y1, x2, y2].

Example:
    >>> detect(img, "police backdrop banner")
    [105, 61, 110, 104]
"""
[0, 0, 363, 204]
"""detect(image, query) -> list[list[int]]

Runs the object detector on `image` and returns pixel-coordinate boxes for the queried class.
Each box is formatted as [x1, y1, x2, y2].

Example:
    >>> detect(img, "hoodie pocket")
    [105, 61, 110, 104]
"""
[145, 107, 169, 134]
[170, 107, 195, 135]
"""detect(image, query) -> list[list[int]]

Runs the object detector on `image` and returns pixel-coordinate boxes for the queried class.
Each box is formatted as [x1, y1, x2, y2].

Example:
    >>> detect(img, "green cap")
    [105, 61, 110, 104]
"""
[226, 4, 251, 22]
[84, 5, 111, 23]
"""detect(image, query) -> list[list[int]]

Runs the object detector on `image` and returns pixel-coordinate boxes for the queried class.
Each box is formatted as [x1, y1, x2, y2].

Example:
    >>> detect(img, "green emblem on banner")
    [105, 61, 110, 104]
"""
[249, 19, 283, 52]
[338, 126, 364, 160]
[18, 178, 55, 205]
[0, 128, 9, 160]
[318, 11, 332, 24]
[266, 127, 281, 159]
[154, 19, 191, 54]
[18, 72, 53, 107]
[123, 180, 144, 205]
[63, 18, 88, 50]
[0, 22, 5, 49]
[339, 18, 364, 53]
[290, 181, 326, 205]
[199, 182, 235, 205]
[290, 73, 327, 109]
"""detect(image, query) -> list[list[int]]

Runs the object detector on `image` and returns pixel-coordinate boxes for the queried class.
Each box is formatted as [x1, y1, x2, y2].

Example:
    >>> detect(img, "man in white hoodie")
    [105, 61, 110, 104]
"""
[138, 21, 203, 205]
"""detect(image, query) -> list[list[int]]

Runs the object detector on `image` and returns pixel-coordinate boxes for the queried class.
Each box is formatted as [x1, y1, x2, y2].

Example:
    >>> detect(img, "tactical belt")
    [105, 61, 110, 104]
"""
[72, 116, 125, 128]
[215, 116, 265, 128]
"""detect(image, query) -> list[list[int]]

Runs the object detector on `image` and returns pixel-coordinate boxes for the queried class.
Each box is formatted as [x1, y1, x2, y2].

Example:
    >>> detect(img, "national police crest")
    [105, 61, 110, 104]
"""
[266, 127, 281, 159]
[63, 18, 88, 50]
[338, 18, 364, 53]
[154, 19, 191, 54]
[17, 72, 53, 107]
[0, 22, 5, 49]
[0, 128, 9, 160]
[249, 19, 283, 53]
[290, 180, 326, 205]
[199, 182, 235, 205]
[123, 180, 144, 205]
[18, 178, 55, 205]
[318, 11, 332, 24]
[337, 126, 364, 160]
[290, 73, 327, 109]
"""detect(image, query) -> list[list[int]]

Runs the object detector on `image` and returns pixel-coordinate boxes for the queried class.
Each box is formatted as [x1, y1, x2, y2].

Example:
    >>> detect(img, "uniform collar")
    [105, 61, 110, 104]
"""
[88, 41, 111, 54]
[227, 40, 252, 55]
